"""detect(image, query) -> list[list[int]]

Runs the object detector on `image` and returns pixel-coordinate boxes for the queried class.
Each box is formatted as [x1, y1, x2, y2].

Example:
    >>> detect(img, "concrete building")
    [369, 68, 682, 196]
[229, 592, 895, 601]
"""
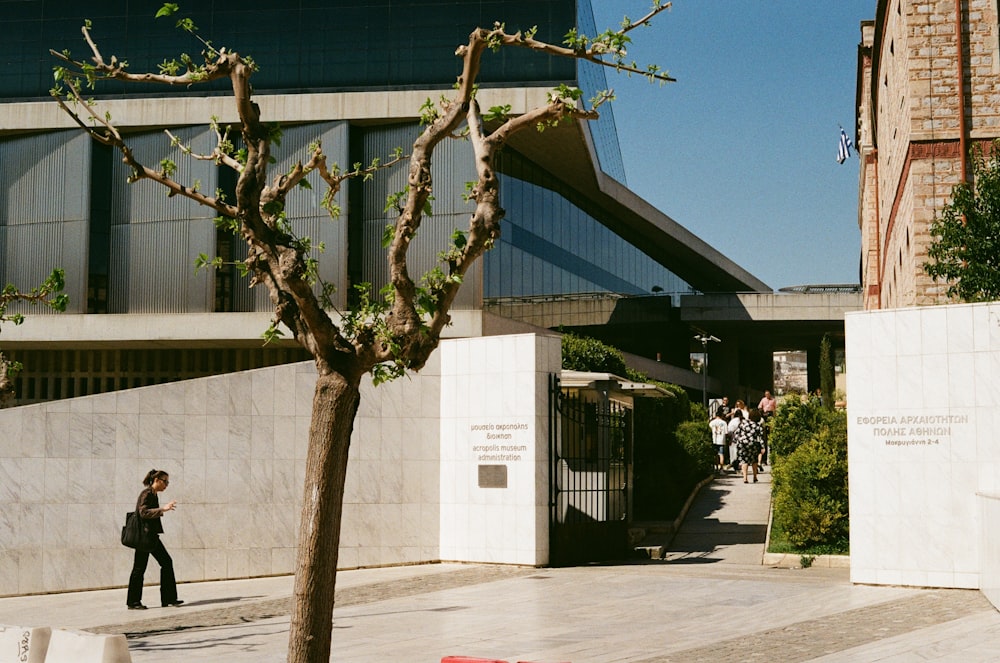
[1, 0, 774, 406]
[856, 0, 1000, 310]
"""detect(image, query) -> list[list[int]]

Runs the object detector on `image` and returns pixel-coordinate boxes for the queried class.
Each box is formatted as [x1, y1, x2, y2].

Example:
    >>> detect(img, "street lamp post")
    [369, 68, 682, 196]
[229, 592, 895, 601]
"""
[694, 333, 721, 410]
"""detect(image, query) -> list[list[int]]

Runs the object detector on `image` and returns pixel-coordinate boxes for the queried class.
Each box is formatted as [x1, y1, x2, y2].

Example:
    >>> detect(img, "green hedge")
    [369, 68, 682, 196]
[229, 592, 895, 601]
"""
[768, 396, 842, 459]
[561, 332, 628, 375]
[675, 418, 716, 479]
[770, 398, 848, 552]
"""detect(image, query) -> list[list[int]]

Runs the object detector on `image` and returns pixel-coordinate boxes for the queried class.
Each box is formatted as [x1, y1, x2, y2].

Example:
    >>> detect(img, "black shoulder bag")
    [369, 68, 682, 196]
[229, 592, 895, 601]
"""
[121, 510, 155, 551]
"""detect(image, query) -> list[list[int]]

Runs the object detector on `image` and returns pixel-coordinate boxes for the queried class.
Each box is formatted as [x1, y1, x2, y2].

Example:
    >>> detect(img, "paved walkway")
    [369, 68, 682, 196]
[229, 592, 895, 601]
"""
[2, 470, 999, 662]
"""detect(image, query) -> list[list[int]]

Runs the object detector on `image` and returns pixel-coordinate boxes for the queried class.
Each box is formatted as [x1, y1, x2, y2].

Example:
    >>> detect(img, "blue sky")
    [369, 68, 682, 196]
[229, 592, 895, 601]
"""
[590, 1, 872, 290]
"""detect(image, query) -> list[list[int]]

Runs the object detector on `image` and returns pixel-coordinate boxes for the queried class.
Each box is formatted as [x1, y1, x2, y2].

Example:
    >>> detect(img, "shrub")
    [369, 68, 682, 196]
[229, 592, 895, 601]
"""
[771, 420, 848, 550]
[675, 418, 715, 478]
[768, 396, 843, 460]
[561, 333, 628, 375]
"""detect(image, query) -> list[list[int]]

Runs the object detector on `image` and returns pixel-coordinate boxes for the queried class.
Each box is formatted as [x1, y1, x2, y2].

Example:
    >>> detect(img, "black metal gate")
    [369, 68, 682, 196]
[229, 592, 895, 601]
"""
[548, 374, 633, 566]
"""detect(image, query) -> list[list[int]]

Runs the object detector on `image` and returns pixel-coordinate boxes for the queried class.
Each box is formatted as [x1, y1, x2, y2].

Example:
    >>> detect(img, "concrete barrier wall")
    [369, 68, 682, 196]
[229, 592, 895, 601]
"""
[846, 303, 1000, 598]
[0, 351, 443, 595]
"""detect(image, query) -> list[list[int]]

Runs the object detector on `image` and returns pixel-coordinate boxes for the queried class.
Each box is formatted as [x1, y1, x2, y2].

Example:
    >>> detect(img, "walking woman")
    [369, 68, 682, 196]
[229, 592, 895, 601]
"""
[735, 409, 765, 484]
[126, 469, 184, 609]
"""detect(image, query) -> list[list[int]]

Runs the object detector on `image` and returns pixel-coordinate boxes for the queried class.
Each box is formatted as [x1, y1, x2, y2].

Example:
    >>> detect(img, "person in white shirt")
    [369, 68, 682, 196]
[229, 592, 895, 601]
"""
[709, 410, 728, 473]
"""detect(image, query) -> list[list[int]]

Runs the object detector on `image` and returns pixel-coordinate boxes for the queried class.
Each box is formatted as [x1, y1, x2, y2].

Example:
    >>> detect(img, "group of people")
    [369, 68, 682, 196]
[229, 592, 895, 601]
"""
[709, 391, 776, 484]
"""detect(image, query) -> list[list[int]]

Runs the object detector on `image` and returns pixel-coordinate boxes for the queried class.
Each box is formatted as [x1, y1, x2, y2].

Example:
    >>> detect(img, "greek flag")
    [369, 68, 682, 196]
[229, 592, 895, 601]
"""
[837, 128, 853, 164]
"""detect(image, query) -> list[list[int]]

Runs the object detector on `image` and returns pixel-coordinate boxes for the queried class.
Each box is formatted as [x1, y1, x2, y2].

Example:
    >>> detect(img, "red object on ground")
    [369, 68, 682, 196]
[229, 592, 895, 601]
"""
[440, 658, 509, 663]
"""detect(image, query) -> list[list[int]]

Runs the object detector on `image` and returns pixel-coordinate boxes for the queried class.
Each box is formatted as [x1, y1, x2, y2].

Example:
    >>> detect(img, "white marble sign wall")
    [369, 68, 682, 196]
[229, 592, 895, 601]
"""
[846, 303, 1000, 592]
[439, 334, 561, 565]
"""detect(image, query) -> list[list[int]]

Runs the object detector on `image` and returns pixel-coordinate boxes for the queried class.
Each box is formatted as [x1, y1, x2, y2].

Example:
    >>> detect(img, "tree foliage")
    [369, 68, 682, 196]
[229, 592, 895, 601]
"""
[0, 270, 69, 403]
[49, 3, 673, 661]
[925, 141, 1000, 302]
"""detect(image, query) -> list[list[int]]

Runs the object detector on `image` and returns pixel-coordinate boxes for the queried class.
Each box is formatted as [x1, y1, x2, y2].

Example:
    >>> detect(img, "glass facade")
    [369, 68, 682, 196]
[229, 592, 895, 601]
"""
[487, 150, 694, 305]
[2, 0, 577, 100]
[575, 0, 626, 183]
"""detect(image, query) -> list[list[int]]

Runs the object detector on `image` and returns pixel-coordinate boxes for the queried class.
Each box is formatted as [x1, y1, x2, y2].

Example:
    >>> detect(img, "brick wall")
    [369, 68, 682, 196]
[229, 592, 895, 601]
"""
[858, 0, 1000, 309]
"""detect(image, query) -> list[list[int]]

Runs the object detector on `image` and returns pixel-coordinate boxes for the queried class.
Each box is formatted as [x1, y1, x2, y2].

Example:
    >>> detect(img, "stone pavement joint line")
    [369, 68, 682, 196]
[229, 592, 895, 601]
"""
[638, 589, 993, 663]
[88, 565, 537, 638]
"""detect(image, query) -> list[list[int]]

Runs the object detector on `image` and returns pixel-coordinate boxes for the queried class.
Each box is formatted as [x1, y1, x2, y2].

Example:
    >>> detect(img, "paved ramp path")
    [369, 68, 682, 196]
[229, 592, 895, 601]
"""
[662, 470, 773, 565]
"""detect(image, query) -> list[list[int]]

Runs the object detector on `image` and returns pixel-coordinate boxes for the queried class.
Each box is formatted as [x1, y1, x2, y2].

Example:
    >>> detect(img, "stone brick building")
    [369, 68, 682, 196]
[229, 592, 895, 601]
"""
[856, 0, 1000, 310]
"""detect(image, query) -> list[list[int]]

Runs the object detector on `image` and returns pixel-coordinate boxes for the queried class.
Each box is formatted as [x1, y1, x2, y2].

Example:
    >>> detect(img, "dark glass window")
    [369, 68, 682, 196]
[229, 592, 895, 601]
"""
[4, 0, 577, 100]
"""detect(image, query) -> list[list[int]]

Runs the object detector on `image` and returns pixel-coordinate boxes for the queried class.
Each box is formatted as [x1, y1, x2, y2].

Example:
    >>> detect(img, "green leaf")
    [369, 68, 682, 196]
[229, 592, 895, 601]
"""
[262, 200, 284, 217]
[381, 223, 396, 248]
[262, 322, 285, 345]
[484, 104, 512, 123]
[156, 3, 179, 18]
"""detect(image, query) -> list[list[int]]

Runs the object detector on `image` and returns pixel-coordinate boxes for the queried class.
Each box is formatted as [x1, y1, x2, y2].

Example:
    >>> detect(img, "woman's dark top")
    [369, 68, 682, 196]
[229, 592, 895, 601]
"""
[136, 487, 166, 535]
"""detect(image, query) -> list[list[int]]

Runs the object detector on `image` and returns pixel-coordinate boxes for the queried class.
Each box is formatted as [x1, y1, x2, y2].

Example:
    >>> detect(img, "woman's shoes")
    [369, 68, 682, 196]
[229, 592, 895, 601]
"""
[163, 600, 185, 607]
[753, 478, 758, 483]
[743, 479, 748, 484]
[127, 603, 147, 610]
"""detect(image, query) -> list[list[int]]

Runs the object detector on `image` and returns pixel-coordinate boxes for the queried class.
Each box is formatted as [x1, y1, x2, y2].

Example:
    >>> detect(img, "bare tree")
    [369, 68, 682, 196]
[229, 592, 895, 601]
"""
[50, 3, 673, 660]
[0, 270, 68, 404]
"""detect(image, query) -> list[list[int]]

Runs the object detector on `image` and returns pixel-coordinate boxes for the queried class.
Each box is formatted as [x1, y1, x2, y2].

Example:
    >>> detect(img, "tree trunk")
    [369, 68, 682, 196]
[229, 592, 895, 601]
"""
[288, 370, 361, 663]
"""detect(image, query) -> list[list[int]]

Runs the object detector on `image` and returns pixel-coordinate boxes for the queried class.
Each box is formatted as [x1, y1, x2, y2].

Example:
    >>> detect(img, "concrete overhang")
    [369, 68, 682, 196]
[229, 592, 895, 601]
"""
[0, 310, 485, 349]
[680, 292, 863, 354]
[680, 292, 863, 323]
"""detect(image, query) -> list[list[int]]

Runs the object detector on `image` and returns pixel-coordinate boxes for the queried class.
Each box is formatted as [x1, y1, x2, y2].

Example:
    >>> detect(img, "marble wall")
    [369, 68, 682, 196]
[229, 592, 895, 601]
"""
[846, 303, 1000, 594]
[0, 351, 443, 596]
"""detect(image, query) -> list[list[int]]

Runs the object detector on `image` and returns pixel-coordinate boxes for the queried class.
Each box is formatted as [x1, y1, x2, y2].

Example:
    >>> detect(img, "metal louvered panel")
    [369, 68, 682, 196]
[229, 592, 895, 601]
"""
[104, 126, 217, 313]
[109, 128, 218, 225]
[358, 123, 481, 308]
[424, 137, 477, 217]
[0, 222, 67, 315]
[108, 219, 213, 313]
[0, 131, 92, 313]
[0, 131, 91, 225]
[361, 123, 421, 223]
[260, 121, 350, 311]
[359, 122, 475, 218]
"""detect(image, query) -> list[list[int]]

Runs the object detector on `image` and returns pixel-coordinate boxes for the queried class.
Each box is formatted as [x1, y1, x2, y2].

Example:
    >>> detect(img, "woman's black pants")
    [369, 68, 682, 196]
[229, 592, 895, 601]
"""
[126, 536, 177, 606]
